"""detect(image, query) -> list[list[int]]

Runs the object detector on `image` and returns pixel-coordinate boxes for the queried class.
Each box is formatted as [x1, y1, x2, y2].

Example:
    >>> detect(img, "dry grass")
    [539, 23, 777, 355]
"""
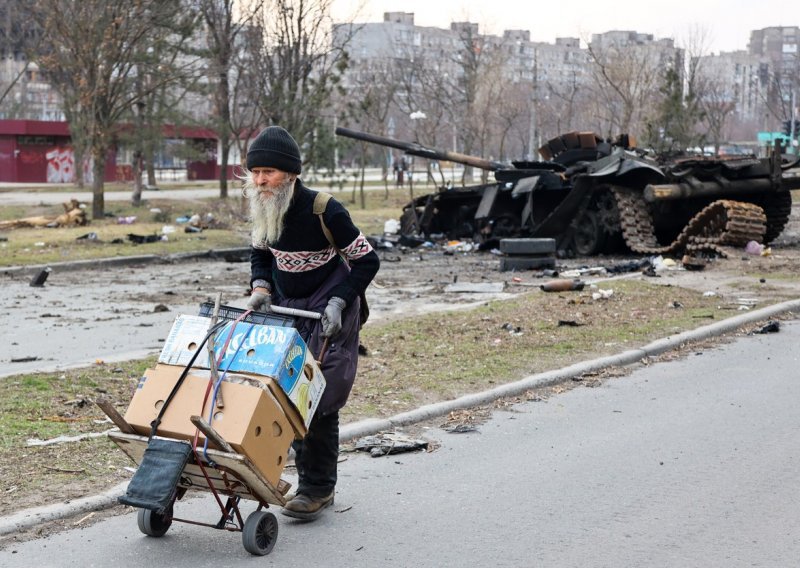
[0, 189, 412, 266]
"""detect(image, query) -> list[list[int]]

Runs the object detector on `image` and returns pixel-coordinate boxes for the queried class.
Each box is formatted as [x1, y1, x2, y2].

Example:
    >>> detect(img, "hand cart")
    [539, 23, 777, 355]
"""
[98, 302, 323, 556]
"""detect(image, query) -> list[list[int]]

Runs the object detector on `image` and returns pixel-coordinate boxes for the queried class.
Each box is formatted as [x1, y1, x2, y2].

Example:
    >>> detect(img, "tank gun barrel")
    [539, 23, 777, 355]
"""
[335, 126, 507, 171]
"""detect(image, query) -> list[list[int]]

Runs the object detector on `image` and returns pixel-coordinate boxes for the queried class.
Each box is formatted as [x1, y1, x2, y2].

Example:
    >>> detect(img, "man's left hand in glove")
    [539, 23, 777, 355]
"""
[321, 297, 347, 338]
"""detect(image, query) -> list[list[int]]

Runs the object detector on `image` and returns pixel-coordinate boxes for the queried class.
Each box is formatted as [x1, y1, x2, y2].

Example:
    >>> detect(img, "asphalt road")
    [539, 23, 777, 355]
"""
[1, 320, 797, 567]
[0, 253, 517, 378]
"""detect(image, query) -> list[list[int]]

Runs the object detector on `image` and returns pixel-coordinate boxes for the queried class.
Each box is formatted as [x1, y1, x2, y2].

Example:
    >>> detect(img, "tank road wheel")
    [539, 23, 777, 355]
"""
[400, 207, 420, 235]
[137, 505, 173, 537]
[490, 214, 520, 238]
[242, 510, 279, 556]
[759, 192, 793, 244]
[572, 209, 607, 256]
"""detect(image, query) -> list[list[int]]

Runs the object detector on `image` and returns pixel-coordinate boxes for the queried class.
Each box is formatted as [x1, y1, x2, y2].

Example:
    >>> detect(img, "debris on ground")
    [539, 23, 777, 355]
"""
[76, 232, 100, 242]
[736, 298, 759, 310]
[745, 240, 764, 255]
[604, 258, 652, 274]
[440, 407, 491, 433]
[383, 219, 400, 234]
[501, 323, 523, 335]
[127, 233, 163, 244]
[444, 282, 505, 293]
[591, 288, 614, 300]
[27, 429, 115, 447]
[350, 432, 430, 457]
[443, 240, 474, 254]
[0, 199, 88, 230]
[10, 356, 41, 363]
[540, 279, 585, 292]
[751, 320, 780, 334]
[367, 235, 397, 250]
[29, 266, 51, 287]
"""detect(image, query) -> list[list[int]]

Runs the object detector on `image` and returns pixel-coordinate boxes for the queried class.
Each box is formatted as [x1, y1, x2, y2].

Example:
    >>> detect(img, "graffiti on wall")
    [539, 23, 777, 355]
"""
[45, 147, 92, 183]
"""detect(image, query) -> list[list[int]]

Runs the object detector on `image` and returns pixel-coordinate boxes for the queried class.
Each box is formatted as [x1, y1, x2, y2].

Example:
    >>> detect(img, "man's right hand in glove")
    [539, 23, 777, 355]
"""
[247, 289, 271, 312]
[321, 297, 347, 338]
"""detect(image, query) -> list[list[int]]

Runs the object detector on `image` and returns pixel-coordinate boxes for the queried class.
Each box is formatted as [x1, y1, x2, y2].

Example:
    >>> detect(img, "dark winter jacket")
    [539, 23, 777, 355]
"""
[249, 180, 379, 307]
[249, 181, 379, 414]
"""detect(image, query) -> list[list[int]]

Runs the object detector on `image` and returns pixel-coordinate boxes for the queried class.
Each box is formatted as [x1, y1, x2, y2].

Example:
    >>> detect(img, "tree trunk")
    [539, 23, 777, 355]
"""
[146, 149, 156, 187]
[91, 146, 106, 220]
[131, 150, 143, 207]
[74, 146, 85, 189]
[219, 138, 229, 198]
[359, 165, 366, 209]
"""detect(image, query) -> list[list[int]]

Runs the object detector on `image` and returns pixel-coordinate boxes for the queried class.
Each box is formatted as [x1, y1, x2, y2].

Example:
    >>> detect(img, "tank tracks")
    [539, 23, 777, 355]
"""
[610, 186, 767, 265]
[759, 191, 793, 244]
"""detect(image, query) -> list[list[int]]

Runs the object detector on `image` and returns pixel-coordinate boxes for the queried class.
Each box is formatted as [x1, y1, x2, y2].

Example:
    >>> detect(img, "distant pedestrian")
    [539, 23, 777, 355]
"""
[394, 156, 405, 188]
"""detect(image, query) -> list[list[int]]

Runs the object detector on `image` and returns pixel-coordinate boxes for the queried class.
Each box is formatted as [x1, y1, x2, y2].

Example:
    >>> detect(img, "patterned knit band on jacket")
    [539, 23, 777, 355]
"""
[250, 181, 380, 307]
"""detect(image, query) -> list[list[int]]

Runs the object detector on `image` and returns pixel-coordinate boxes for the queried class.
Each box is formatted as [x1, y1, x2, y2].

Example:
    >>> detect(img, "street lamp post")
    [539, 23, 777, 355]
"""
[409, 111, 426, 198]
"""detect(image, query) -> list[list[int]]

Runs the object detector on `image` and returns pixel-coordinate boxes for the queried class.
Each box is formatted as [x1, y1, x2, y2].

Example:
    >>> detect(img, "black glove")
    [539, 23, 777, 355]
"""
[247, 290, 271, 312]
[321, 297, 346, 338]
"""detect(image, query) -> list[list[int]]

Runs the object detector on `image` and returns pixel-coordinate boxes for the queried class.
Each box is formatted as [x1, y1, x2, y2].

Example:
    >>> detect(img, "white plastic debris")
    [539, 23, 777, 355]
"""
[591, 288, 614, 300]
[384, 219, 401, 234]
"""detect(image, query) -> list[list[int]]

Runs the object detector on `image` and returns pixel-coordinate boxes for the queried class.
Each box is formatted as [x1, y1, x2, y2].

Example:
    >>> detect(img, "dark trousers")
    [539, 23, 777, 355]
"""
[293, 411, 339, 497]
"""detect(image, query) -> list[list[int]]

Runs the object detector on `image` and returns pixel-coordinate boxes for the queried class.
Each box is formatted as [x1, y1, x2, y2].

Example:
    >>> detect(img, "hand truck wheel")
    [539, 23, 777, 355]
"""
[242, 510, 278, 556]
[137, 505, 173, 537]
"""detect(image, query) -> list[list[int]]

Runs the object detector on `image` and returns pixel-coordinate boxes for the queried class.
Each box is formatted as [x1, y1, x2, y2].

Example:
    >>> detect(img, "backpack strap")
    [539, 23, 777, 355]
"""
[314, 191, 369, 326]
[313, 192, 337, 249]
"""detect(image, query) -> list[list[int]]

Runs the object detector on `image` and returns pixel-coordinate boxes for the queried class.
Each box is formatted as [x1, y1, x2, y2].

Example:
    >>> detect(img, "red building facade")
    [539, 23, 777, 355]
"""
[0, 120, 235, 183]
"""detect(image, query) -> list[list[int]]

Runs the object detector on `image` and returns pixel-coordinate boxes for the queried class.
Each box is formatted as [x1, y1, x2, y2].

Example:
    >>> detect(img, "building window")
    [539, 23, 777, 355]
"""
[18, 135, 55, 145]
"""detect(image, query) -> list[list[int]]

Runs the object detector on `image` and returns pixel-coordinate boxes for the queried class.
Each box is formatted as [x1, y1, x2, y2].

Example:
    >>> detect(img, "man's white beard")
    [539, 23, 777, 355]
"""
[248, 175, 295, 246]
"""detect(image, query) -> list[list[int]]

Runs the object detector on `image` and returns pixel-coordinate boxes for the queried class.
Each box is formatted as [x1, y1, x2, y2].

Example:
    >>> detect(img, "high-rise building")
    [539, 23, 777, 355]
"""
[748, 26, 799, 116]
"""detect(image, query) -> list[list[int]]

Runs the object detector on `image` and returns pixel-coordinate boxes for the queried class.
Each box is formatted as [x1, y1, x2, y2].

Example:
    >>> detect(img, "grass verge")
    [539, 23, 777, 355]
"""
[0, 189, 412, 267]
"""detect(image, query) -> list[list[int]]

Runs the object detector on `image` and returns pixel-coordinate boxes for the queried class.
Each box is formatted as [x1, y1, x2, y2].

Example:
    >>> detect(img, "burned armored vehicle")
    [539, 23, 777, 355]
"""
[335, 127, 798, 258]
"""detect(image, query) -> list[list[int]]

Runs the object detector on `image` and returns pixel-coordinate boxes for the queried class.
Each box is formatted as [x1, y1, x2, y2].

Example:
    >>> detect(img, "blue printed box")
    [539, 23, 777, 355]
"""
[158, 315, 325, 428]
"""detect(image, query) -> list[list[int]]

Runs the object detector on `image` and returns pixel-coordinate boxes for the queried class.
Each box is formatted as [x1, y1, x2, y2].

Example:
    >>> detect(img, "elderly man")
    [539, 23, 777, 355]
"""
[244, 126, 380, 520]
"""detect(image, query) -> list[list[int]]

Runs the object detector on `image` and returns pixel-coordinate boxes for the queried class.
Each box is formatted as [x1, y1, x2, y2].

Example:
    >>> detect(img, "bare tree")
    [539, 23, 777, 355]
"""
[430, 25, 509, 183]
[250, 0, 351, 168]
[342, 60, 399, 201]
[32, 0, 196, 218]
[692, 64, 737, 153]
[586, 40, 668, 136]
[128, 13, 202, 206]
[227, 24, 267, 173]
[198, 0, 264, 198]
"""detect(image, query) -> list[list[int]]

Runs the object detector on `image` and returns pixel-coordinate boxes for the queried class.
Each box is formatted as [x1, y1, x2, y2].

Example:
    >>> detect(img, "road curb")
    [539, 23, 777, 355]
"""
[1, 300, 797, 537]
[0, 247, 250, 277]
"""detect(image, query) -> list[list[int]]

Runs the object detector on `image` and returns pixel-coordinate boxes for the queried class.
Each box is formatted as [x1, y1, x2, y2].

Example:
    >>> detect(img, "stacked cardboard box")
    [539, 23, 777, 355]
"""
[123, 315, 327, 487]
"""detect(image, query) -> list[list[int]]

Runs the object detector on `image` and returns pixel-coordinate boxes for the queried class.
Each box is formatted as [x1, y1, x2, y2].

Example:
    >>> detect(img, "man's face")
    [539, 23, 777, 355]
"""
[251, 167, 294, 199]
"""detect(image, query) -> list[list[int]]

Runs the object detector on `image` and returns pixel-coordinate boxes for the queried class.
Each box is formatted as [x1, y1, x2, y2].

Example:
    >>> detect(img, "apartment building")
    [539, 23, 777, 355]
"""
[748, 26, 799, 114]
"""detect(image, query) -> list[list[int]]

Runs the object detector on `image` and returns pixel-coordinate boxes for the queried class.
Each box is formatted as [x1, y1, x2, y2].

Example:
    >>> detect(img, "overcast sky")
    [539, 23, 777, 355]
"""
[330, 0, 800, 54]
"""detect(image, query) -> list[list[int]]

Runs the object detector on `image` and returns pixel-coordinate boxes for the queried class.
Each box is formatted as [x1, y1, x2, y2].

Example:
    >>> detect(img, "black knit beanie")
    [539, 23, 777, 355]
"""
[246, 126, 302, 174]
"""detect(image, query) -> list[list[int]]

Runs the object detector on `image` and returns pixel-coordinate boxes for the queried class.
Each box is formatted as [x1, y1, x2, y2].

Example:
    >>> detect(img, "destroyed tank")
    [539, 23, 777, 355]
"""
[335, 127, 799, 259]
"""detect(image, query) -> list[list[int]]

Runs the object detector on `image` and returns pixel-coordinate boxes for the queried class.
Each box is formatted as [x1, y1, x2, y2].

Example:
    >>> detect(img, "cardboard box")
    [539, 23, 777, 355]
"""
[124, 364, 295, 487]
[157, 315, 325, 427]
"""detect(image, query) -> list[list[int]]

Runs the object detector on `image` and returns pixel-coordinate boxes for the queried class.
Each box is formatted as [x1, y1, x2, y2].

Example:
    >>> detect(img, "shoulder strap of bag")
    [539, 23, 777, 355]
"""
[313, 191, 337, 252]
[314, 192, 369, 326]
